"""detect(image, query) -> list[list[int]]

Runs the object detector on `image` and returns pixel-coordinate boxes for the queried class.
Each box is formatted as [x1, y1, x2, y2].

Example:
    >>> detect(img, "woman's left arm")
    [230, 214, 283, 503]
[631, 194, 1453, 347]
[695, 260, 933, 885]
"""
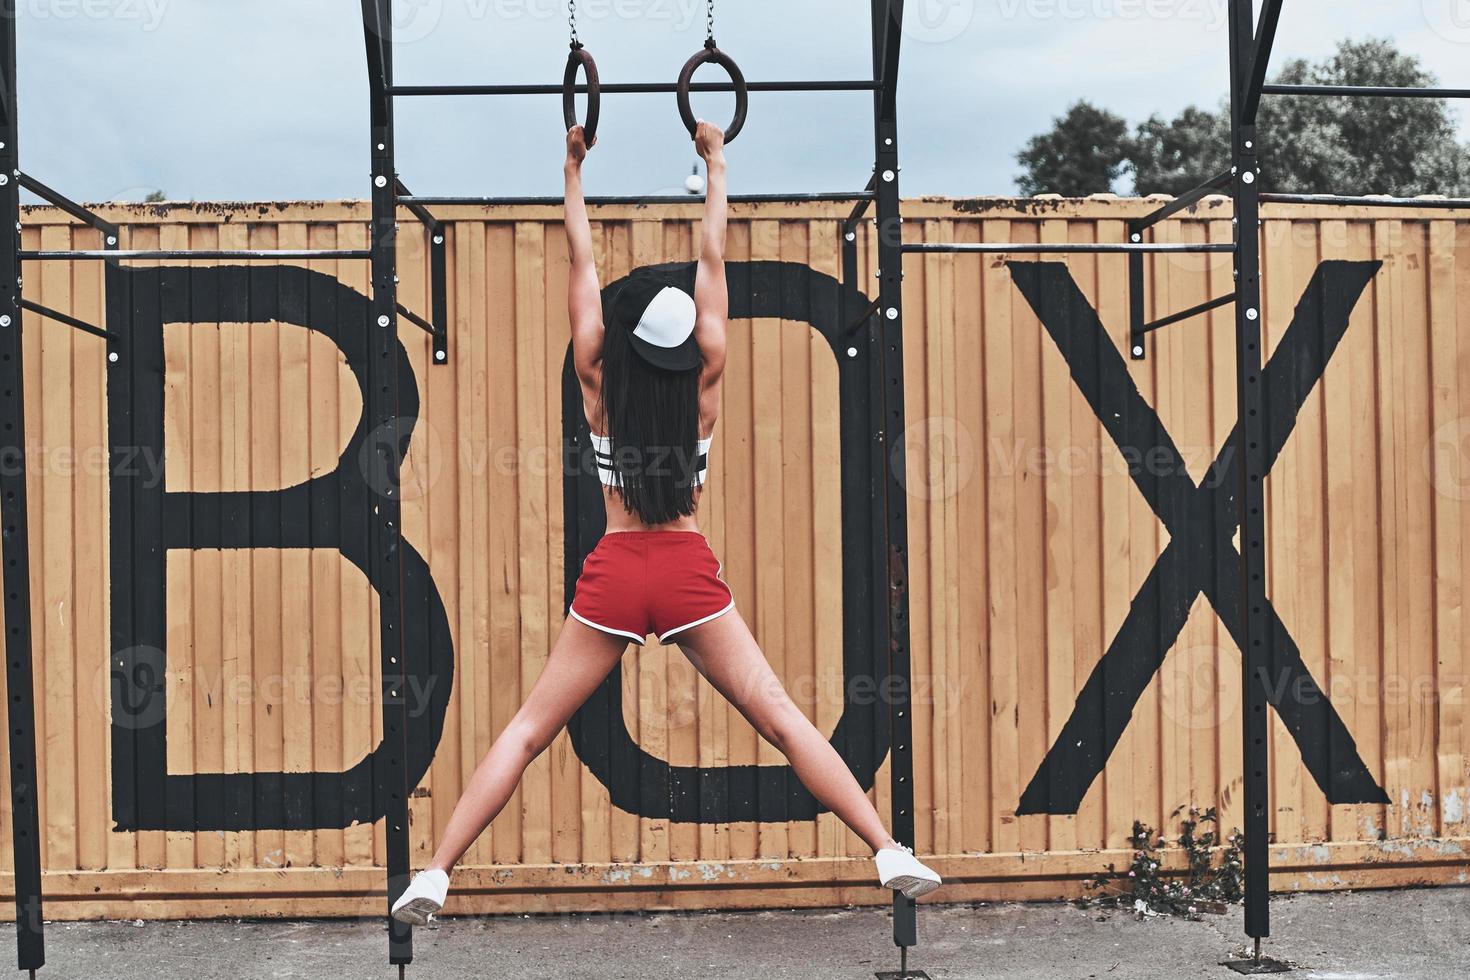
[693, 121, 728, 416]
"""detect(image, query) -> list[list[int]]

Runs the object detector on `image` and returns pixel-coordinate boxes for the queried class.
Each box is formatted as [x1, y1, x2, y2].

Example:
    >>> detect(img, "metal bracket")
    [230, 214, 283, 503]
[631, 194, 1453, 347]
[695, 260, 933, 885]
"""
[846, 296, 881, 336]
[16, 171, 120, 242]
[395, 178, 449, 365]
[1225, 953, 1292, 974]
[877, 973, 932, 980]
[19, 299, 116, 342]
[877, 944, 931, 980]
[1127, 169, 1234, 361]
[1129, 292, 1236, 359]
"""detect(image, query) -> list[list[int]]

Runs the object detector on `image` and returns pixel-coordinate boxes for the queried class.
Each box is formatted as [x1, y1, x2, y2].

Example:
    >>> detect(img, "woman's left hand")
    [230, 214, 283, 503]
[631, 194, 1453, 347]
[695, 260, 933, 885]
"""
[566, 125, 594, 167]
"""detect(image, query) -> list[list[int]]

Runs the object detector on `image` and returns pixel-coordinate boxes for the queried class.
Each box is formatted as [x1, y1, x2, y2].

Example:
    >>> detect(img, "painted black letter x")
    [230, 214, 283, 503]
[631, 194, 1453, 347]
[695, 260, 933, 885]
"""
[1008, 260, 1390, 815]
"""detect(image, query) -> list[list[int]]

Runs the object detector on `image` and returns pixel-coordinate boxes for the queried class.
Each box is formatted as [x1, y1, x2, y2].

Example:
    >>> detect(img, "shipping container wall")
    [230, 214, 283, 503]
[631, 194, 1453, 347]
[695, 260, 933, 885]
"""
[2, 198, 1467, 919]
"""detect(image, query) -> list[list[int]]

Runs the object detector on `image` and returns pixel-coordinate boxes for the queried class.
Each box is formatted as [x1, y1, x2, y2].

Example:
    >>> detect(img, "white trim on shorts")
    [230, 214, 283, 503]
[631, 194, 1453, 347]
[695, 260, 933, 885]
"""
[657, 599, 736, 644]
[569, 606, 647, 645]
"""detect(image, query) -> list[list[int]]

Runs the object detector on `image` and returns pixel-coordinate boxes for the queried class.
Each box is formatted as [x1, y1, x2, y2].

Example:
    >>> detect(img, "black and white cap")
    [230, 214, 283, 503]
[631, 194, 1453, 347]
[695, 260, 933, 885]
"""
[612, 270, 702, 371]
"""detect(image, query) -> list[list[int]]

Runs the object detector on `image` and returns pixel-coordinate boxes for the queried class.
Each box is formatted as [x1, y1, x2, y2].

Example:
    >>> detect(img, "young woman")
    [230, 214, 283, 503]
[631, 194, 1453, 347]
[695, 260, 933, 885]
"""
[391, 122, 941, 925]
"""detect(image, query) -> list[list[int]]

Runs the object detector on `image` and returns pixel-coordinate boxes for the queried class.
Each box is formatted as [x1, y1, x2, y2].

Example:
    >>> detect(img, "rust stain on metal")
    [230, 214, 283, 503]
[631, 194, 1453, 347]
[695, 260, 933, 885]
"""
[887, 544, 907, 652]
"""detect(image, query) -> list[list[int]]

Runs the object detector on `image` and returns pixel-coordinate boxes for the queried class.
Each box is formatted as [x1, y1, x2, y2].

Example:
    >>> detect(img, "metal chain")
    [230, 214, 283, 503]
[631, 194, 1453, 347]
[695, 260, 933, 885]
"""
[568, 0, 579, 48]
[705, 0, 714, 43]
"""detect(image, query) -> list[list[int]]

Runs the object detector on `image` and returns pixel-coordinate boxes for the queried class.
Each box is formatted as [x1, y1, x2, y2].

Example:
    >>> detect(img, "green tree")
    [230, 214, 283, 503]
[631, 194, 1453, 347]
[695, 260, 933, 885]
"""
[1254, 38, 1470, 195]
[1130, 106, 1229, 196]
[144, 190, 166, 203]
[1018, 39, 1470, 197]
[1015, 101, 1131, 196]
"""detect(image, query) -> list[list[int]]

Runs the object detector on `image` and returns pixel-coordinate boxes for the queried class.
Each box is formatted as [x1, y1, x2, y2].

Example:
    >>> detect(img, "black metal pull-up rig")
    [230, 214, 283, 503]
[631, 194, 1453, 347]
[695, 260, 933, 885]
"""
[9, 0, 1458, 977]
[895, 0, 1462, 973]
[355, 1, 922, 976]
[0, 2, 921, 978]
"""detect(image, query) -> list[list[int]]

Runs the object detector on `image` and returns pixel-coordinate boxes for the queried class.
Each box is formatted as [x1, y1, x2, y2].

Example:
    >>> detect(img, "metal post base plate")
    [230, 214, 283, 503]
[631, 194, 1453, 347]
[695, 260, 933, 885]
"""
[1223, 957, 1291, 974]
[877, 972, 931, 980]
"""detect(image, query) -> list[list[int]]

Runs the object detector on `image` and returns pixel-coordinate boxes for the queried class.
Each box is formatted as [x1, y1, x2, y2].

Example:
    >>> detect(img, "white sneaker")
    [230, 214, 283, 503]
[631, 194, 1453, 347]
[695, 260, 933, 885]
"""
[391, 869, 449, 926]
[875, 845, 942, 899]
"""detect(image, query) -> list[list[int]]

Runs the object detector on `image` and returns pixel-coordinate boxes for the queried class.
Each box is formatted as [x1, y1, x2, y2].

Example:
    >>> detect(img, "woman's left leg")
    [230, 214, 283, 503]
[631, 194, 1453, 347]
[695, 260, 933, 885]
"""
[673, 608, 896, 854]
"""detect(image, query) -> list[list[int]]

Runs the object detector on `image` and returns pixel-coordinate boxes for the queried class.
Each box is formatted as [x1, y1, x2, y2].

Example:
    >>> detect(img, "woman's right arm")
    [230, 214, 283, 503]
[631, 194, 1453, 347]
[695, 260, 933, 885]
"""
[564, 126, 603, 405]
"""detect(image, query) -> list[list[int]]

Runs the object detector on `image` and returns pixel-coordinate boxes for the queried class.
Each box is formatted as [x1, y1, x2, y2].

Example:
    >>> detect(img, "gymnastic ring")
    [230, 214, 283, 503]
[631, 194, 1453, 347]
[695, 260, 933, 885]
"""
[563, 44, 601, 144]
[676, 41, 748, 144]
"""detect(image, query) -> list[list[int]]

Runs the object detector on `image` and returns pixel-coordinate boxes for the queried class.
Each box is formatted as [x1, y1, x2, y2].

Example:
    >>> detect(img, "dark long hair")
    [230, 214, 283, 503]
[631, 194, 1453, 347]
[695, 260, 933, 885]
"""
[599, 276, 703, 525]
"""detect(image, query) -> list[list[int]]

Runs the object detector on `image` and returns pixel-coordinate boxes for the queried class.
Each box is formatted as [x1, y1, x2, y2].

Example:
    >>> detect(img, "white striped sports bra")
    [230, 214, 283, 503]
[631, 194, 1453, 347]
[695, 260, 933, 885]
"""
[589, 433, 713, 489]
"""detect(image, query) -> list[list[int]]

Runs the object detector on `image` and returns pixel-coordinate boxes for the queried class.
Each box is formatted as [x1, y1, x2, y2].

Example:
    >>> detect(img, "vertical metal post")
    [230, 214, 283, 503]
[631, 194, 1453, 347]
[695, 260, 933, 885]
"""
[1228, 0, 1272, 950]
[430, 226, 448, 365]
[1127, 226, 1145, 359]
[0, 3, 43, 975]
[362, 0, 412, 972]
[871, 2, 920, 976]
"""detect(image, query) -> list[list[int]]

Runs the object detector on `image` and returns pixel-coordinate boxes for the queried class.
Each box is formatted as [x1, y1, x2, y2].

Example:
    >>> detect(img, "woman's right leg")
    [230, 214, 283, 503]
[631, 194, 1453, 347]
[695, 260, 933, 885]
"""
[425, 616, 628, 873]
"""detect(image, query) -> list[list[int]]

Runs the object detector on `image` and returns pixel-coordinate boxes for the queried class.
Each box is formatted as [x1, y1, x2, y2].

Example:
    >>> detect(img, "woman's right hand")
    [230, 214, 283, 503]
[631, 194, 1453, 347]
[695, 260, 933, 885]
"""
[694, 120, 725, 164]
[566, 125, 594, 168]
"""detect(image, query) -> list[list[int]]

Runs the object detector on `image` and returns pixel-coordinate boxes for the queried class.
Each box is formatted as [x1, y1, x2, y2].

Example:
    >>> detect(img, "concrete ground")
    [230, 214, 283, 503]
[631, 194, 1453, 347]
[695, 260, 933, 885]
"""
[28, 888, 1470, 979]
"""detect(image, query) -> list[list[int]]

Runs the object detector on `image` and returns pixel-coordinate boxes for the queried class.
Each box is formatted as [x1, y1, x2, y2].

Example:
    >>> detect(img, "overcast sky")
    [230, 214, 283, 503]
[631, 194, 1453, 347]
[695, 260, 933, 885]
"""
[16, 1, 1470, 202]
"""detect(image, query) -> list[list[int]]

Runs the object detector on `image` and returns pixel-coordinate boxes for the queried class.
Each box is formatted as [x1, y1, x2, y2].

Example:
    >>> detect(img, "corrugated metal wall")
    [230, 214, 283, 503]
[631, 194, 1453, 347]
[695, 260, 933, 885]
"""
[2, 198, 1466, 919]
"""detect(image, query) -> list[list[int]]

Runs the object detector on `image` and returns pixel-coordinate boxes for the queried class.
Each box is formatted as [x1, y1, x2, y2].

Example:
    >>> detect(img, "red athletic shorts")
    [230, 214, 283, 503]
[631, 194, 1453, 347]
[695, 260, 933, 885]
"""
[569, 531, 735, 646]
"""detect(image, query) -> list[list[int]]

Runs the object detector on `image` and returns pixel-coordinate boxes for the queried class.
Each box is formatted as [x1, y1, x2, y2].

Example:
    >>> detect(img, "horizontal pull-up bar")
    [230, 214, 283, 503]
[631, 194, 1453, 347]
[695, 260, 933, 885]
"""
[398, 191, 874, 207]
[1263, 83, 1470, 99]
[391, 80, 879, 97]
[902, 242, 1235, 255]
[18, 299, 116, 342]
[20, 249, 373, 261]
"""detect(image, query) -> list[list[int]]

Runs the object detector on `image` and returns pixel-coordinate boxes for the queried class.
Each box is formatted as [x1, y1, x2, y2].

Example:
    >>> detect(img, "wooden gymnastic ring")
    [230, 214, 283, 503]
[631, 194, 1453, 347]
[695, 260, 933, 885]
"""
[676, 42, 747, 143]
[563, 45, 601, 144]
